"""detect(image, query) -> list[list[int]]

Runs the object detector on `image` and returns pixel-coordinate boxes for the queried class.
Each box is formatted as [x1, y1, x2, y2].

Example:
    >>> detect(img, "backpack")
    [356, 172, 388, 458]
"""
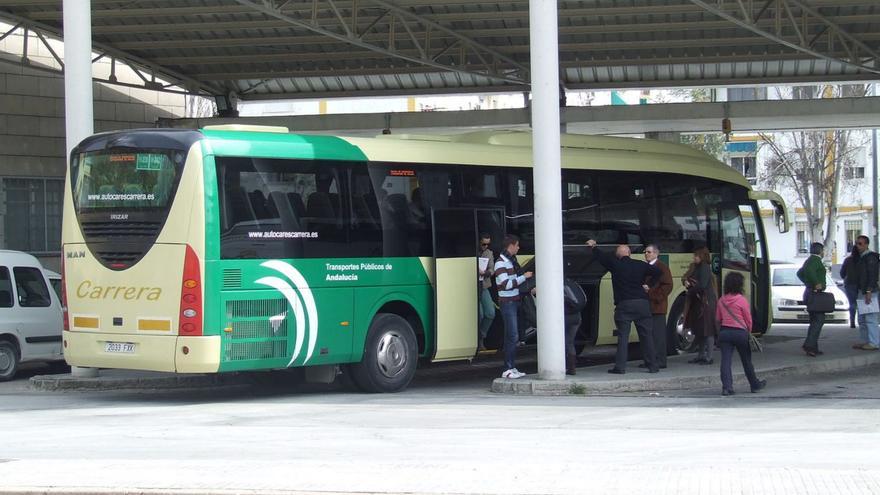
[563, 278, 587, 315]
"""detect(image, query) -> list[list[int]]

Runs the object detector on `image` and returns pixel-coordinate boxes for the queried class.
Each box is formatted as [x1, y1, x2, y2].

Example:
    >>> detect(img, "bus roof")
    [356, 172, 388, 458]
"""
[200, 127, 749, 188]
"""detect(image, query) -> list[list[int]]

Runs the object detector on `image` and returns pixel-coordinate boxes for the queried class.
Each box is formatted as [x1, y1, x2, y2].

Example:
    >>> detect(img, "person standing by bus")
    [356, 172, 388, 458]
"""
[797, 242, 827, 357]
[585, 239, 661, 374]
[716, 271, 766, 396]
[495, 235, 533, 379]
[683, 246, 718, 365]
[562, 277, 587, 375]
[642, 244, 673, 369]
[840, 244, 860, 329]
[852, 235, 880, 351]
[477, 233, 495, 351]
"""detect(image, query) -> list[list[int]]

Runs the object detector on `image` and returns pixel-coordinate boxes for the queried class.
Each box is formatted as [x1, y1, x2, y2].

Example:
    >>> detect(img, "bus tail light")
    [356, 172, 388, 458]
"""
[61, 256, 69, 331]
[178, 245, 202, 337]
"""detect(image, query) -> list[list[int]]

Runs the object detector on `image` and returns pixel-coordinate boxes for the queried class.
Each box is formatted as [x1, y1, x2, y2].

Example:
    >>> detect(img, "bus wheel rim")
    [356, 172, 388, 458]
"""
[676, 315, 695, 351]
[376, 331, 407, 379]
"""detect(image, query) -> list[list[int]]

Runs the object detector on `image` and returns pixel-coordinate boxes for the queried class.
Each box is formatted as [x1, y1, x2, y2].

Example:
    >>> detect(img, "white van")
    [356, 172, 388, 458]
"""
[0, 250, 64, 381]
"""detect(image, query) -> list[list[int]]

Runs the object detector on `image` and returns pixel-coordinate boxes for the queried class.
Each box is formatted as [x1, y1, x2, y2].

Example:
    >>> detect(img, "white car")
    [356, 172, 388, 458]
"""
[771, 262, 849, 324]
[0, 250, 65, 381]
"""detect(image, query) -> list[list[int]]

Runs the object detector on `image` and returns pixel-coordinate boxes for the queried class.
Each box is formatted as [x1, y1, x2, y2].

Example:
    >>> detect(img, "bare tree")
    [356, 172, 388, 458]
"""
[760, 84, 869, 257]
[185, 94, 216, 118]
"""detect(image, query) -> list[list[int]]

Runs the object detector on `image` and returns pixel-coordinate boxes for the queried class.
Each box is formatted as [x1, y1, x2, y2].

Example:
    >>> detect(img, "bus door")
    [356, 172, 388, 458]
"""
[742, 203, 770, 333]
[717, 202, 765, 329]
[431, 208, 478, 361]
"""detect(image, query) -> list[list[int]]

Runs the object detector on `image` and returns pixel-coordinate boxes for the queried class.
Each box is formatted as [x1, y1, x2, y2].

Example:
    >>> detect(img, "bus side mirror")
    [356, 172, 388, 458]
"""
[774, 201, 789, 233]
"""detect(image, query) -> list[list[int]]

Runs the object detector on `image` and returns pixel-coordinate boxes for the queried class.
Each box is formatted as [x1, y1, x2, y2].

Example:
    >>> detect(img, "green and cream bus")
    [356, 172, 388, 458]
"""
[61, 126, 787, 392]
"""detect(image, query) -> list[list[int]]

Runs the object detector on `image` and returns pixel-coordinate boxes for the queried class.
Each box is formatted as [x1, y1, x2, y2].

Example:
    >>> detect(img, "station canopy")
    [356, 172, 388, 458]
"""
[1, 0, 878, 100]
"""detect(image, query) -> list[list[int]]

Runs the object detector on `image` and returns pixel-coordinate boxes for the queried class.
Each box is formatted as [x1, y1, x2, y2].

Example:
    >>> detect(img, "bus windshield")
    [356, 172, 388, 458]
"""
[71, 150, 181, 211]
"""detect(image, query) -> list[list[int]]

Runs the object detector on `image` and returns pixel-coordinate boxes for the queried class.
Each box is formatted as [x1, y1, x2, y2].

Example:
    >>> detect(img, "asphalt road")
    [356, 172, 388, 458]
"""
[0, 326, 878, 494]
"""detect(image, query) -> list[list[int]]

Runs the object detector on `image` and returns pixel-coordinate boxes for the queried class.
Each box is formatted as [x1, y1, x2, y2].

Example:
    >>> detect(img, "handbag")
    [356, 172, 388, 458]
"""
[805, 290, 835, 313]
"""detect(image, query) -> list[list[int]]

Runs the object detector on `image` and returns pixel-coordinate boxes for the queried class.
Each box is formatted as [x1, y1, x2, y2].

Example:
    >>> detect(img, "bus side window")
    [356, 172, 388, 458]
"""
[596, 172, 650, 248]
[561, 170, 597, 245]
[505, 171, 534, 252]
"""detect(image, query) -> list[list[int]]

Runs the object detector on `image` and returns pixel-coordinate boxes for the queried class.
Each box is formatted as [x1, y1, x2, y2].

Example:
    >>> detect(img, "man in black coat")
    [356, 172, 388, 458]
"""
[586, 240, 662, 373]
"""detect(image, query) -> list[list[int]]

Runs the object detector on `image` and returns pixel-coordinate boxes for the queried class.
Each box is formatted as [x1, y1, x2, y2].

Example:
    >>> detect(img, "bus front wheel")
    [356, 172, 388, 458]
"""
[350, 313, 418, 393]
[0, 339, 20, 382]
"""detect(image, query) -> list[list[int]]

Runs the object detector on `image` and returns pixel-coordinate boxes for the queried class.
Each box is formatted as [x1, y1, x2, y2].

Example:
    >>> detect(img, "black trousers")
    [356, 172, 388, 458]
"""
[652, 314, 667, 367]
[614, 299, 656, 371]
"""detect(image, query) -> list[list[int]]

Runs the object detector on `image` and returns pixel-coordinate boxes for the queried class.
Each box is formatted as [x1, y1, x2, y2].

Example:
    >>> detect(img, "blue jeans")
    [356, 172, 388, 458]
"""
[857, 292, 880, 346]
[478, 287, 496, 340]
[719, 327, 761, 392]
[500, 300, 520, 370]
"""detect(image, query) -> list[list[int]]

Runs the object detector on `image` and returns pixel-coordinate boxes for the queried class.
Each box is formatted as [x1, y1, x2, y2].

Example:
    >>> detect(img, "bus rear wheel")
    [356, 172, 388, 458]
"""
[0, 339, 20, 382]
[350, 313, 418, 393]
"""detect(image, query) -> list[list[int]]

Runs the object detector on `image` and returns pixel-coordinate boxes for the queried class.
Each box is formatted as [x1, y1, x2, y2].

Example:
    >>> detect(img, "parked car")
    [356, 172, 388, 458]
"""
[0, 250, 64, 381]
[771, 262, 849, 324]
[830, 263, 844, 288]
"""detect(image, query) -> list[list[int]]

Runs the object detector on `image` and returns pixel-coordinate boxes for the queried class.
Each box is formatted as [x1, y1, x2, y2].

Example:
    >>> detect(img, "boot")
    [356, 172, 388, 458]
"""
[565, 353, 577, 376]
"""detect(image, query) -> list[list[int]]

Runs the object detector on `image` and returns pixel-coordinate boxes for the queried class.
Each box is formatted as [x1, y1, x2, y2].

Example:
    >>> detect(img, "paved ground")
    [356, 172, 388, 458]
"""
[0, 324, 878, 494]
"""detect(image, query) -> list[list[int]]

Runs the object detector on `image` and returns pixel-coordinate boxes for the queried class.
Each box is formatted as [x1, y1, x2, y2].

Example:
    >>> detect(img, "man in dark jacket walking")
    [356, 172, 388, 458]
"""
[586, 239, 662, 373]
[852, 235, 880, 351]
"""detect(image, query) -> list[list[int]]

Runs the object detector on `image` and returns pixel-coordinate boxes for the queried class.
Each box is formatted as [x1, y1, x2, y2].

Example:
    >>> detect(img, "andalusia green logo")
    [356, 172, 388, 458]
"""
[255, 260, 319, 366]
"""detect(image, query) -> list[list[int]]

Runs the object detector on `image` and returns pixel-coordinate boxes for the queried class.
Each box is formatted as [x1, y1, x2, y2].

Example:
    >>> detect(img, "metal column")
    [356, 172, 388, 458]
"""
[529, 0, 565, 380]
[63, 0, 97, 378]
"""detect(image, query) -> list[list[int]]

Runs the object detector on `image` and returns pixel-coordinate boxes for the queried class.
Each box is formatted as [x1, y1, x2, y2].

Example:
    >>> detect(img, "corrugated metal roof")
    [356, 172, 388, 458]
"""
[1, 0, 878, 99]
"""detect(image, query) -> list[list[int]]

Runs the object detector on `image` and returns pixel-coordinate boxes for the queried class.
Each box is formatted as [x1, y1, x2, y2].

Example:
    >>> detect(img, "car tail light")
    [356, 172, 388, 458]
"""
[178, 245, 202, 336]
[61, 256, 69, 331]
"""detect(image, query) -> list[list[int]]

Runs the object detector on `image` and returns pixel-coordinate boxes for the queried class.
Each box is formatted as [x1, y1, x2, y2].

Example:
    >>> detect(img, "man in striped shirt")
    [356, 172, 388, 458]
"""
[495, 234, 533, 379]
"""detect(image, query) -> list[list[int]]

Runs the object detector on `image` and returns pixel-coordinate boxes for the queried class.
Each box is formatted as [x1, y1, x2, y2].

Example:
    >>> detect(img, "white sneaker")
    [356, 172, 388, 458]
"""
[501, 368, 524, 379]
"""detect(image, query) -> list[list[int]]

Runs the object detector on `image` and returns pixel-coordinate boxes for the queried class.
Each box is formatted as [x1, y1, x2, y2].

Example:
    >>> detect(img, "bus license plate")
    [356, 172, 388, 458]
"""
[105, 342, 136, 354]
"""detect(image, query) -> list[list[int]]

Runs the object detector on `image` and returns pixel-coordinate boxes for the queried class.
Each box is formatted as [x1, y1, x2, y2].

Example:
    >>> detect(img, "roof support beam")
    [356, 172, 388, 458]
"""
[233, 0, 528, 85]
[689, 0, 880, 74]
[0, 11, 224, 95]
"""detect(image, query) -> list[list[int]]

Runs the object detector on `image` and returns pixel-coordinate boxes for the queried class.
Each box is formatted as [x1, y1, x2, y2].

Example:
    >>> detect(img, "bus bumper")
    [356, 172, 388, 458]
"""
[63, 331, 220, 373]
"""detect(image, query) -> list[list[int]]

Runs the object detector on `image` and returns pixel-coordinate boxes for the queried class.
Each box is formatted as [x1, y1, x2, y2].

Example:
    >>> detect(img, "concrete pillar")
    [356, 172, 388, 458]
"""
[529, 0, 565, 380]
[63, 0, 98, 379]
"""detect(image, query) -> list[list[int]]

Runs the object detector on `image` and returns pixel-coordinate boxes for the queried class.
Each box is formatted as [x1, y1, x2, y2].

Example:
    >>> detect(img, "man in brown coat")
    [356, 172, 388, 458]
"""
[641, 244, 674, 369]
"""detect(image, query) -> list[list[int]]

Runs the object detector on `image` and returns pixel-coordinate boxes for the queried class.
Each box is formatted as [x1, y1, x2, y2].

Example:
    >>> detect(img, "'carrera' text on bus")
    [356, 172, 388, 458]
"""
[75, 281, 162, 301]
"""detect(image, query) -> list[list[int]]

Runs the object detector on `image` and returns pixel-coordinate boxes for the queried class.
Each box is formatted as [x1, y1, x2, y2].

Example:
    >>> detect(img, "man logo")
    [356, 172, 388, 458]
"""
[255, 260, 319, 366]
[66, 251, 86, 259]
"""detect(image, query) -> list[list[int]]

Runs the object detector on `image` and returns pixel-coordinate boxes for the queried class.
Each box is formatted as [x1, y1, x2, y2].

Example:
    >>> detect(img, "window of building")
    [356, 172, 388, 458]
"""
[796, 221, 809, 254]
[729, 156, 757, 182]
[845, 220, 863, 251]
[844, 167, 865, 180]
[3, 178, 64, 253]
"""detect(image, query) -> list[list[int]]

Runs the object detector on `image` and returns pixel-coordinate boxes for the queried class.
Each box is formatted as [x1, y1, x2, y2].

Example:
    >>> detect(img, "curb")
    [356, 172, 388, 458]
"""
[28, 372, 254, 392]
[491, 351, 880, 395]
[0, 489, 399, 495]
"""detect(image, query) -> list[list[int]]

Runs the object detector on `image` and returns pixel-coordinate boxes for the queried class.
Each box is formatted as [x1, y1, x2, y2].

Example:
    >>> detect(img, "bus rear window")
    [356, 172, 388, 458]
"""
[71, 150, 182, 210]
